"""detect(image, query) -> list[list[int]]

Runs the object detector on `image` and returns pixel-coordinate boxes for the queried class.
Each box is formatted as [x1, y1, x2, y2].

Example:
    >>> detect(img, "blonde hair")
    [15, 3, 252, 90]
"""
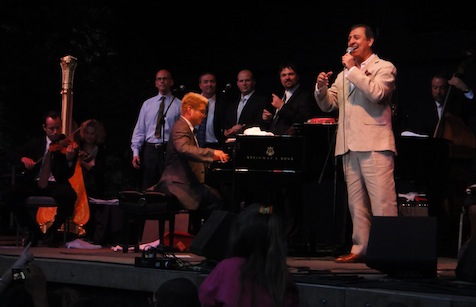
[79, 119, 106, 144]
[181, 92, 208, 113]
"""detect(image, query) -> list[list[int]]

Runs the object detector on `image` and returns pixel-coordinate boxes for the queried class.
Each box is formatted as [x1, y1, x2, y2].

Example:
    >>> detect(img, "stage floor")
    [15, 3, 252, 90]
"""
[1, 235, 476, 306]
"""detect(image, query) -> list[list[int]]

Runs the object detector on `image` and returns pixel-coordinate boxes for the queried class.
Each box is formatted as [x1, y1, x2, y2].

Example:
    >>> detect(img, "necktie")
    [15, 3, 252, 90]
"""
[197, 103, 209, 147]
[437, 103, 443, 119]
[236, 97, 247, 124]
[192, 128, 199, 146]
[271, 93, 286, 131]
[38, 149, 52, 189]
[155, 96, 166, 139]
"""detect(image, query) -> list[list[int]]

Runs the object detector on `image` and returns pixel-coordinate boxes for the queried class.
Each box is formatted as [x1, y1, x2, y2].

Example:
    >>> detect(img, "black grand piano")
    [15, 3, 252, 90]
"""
[211, 122, 337, 190]
[209, 123, 349, 252]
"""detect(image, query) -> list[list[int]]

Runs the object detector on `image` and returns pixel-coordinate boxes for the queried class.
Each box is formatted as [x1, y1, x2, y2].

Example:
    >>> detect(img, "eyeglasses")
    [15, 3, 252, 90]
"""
[156, 77, 170, 81]
[196, 108, 207, 115]
[192, 107, 207, 115]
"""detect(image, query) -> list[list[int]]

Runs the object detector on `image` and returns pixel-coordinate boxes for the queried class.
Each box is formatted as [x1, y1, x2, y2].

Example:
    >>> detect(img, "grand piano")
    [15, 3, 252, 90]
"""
[211, 122, 337, 190]
[209, 122, 349, 252]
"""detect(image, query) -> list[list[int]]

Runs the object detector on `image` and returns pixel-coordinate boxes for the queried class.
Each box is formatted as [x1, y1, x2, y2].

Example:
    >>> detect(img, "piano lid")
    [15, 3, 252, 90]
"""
[211, 125, 336, 181]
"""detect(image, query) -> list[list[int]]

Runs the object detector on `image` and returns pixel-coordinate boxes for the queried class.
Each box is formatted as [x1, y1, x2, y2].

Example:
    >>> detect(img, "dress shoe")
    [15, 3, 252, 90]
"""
[334, 253, 365, 263]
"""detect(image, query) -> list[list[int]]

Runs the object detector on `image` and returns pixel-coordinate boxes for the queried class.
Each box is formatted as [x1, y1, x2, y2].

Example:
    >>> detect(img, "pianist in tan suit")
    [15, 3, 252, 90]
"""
[314, 24, 398, 263]
[150, 92, 230, 234]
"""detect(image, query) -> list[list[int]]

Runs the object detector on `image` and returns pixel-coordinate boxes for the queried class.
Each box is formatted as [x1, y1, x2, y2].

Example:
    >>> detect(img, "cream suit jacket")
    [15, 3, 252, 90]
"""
[315, 55, 397, 156]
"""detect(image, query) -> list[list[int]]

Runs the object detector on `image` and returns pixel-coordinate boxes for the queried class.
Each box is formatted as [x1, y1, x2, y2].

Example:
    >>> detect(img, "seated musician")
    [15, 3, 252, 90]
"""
[399, 72, 475, 256]
[77, 119, 119, 245]
[148, 92, 230, 234]
[3, 110, 78, 247]
[400, 73, 474, 137]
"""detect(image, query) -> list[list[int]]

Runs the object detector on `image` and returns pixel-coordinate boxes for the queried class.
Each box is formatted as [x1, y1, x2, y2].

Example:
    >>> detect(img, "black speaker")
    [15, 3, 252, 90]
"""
[190, 210, 236, 261]
[366, 216, 437, 278]
[456, 236, 476, 282]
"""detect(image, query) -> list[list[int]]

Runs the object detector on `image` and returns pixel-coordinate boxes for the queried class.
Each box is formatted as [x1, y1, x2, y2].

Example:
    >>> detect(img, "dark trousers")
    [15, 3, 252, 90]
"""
[5, 180, 77, 235]
[142, 145, 166, 190]
[188, 184, 225, 235]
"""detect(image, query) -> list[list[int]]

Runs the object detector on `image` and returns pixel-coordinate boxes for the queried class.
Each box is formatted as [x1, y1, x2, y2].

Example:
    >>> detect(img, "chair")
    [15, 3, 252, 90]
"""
[118, 191, 188, 253]
[16, 196, 71, 247]
[10, 165, 71, 247]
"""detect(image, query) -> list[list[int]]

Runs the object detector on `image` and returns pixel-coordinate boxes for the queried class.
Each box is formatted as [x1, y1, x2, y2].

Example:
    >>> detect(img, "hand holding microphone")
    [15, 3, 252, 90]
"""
[342, 46, 356, 69]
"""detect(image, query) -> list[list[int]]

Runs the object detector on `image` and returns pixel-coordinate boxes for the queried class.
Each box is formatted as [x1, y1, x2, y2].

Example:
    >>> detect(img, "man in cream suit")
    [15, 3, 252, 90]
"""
[314, 24, 398, 263]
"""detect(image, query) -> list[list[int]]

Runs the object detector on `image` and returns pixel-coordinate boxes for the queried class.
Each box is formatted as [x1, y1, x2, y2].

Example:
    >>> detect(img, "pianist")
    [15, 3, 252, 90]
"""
[148, 92, 230, 234]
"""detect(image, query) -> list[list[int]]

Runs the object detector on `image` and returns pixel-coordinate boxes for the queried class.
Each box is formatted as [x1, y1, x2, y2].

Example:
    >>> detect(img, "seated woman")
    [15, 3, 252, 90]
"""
[78, 119, 115, 244]
[78, 119, 107, 199]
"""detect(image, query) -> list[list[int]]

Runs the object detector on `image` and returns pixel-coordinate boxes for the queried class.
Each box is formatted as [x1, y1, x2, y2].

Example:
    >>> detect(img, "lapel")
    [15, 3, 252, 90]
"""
[347, 55, 378, 98]
[345, 78, 353, 98]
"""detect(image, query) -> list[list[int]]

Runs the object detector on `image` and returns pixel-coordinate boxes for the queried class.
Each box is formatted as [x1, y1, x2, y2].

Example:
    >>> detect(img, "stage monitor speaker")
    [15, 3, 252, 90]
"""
[456, 236, 476, 282]
[190, 210, 236, 261]
[366, 216, 437, 278]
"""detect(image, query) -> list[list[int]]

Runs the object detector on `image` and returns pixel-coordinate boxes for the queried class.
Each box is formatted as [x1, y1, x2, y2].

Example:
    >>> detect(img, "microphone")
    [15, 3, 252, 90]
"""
[173, 85, 186, 93]
[343, 47, 356, 69]
[222, 83, 232, 94]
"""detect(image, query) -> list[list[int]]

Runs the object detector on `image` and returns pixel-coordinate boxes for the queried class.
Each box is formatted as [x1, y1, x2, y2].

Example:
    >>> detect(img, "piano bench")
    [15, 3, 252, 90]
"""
[118, 191, 186, 253]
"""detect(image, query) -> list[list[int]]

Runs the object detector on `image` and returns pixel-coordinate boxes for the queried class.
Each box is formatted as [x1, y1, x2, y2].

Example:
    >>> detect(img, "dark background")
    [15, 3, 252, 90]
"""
[1, 1, 475, 192]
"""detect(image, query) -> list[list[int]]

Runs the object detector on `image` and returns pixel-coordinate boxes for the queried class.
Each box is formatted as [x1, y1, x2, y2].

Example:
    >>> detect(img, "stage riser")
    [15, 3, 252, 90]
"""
[298, 286, 473, 307]
[1, 256, 476, 306]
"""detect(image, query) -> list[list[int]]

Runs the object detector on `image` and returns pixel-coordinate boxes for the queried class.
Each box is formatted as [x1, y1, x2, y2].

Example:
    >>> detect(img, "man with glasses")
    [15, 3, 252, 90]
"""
[131, 69, 182, 190]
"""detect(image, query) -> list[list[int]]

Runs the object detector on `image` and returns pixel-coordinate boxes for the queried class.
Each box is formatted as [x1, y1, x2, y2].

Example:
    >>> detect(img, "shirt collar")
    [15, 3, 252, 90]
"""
[182, 116, 195, 133]
[241, 90, 255, 101]
[360, 53, 375, 69]
[285, 84, 299, 98]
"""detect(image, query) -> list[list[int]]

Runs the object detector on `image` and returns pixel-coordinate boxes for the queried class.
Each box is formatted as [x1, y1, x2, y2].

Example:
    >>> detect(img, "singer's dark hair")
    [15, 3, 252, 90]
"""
[350, 23, 375, 41]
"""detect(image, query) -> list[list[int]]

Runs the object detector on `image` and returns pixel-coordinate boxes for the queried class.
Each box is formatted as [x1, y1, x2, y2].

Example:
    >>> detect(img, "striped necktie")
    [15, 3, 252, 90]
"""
[155, 96, 166, 139]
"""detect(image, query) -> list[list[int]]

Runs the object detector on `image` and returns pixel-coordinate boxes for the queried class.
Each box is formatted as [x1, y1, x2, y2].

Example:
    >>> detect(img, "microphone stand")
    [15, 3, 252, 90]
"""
[219, 85, 231, 146]
[160, 96, 176, 159]
[219, 85, 237, 208]
[318, 127, 336, 185]
[316, 124, 340, 254]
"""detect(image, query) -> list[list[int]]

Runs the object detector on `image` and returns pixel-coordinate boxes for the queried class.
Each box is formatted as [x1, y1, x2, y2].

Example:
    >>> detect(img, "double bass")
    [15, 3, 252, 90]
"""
[433, 52, 476, 159]
[36, 55, 90, 235]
